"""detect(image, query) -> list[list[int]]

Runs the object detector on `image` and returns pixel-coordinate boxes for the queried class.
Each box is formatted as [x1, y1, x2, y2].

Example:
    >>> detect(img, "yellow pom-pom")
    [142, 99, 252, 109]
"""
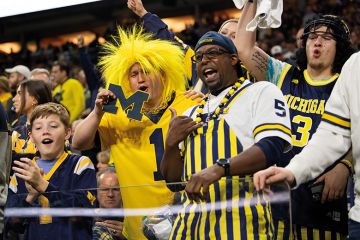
[235, 82, 241, 87]
[200, 100, 206, 105]
[240, 77, 245, 81]
[197, 108, 203, 114]
[221, 98, 228, 103]
[196, 117, 202, 123]
[229, 89, 234, 95]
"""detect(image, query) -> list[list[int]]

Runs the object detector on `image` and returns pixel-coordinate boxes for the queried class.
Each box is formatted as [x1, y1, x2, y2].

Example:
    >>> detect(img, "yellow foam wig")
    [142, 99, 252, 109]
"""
[99, 26, 187, 106]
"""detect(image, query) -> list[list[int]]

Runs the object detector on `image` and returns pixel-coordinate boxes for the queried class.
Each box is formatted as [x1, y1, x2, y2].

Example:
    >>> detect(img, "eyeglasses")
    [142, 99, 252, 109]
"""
[307, 31, 335, 41]
[191, 48, 230, 63]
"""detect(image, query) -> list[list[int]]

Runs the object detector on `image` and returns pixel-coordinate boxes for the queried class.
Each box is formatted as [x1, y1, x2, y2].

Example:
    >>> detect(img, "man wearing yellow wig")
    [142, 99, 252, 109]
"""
[72, 27, 199, 239]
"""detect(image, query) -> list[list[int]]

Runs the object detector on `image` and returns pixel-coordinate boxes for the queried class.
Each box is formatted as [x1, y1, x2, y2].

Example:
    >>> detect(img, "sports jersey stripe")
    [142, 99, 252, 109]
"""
[257, 179, 272, 240]
[223, 120, 231, 158]
[218, 122, 227, 239]
[184, 138, 191, 181]
[74, 156, 95, 175]
[42, 152, 68, 180]
[323, 230, 331, 240]
[178, 200, 192, 239]
[189, 132, 196, 178]
[250, 191, 260, 240]
[183, 202, 197, 240]
[323, 111, 350, 122]
[300, 226, 307, 240]
[196, 212, 202, 239]
[217, 121, 230, 239]
[236, 139, 247, 240]
[230, 176, 239, 240]
[303, 70, 338, 86]
[322, 112, 350, 129]
[195, 126, 203, 175]
[224, 83, 252, 110]
[197, 206, 207, 239]
[200, 124, 207, 170]
[204, 121, 213, 239]
[196, 210, 201, 239]
[220, 181, 227, 240]
[280, 220, 291, 240]
[9, 175, 18, 193]
[277, 64, 292, 89]
[205, 184, 214, 239]
[243, 190, 253, 239]
[238, 186, 248, 239]
[225, 184, 234, 237]
[318, 228, 325, 240]
[183, 146, 188, 181]
[253, 123, 292, 138]
[261, 195, 273, 239]
[189, 206, 200, 239]
[313, 228, 320, 239]
[213, 181, 222, 238]
[223, 121, 234, 238]
[211, 121, 222, 238]
[275, 220, 285, 240]
[170, 196, 186, 240]
[212, 121, 226, 238]
[174, 174, 191, 236]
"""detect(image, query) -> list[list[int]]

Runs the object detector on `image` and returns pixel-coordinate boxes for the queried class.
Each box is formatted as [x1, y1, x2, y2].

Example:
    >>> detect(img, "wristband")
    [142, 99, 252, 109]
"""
[340, 159, 354, 175]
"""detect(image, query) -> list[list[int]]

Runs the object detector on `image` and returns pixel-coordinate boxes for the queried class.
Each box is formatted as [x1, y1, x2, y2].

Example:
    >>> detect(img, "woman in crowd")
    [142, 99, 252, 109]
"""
[11, 79, 53, 162]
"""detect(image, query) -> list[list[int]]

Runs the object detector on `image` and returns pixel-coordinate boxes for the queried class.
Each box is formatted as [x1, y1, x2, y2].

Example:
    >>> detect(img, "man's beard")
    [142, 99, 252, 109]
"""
[308, 61, 325, 71]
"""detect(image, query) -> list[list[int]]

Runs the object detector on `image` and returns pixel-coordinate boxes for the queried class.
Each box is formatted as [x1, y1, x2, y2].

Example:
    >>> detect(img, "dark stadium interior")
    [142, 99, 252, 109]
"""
[0, 0, 235, 44]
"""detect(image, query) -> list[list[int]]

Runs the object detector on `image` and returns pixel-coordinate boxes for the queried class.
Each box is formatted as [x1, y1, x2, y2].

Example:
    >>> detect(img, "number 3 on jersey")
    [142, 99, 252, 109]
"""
[150, 128, 165, 181]
[292, 115, 313, 147]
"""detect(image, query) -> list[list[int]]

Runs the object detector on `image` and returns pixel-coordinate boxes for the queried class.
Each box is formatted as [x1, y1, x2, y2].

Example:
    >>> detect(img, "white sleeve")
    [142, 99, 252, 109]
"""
[252, 82, 292, 149]
[286, 128, 351, 186]
[286, 53, 356, 186]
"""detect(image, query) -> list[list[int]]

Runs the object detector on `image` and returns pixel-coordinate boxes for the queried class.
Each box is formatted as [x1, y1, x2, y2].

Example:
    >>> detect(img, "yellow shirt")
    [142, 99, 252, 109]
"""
[98, 91, 197, 240]
[53, 78, 85, 124]
[0, 92, 12, 109]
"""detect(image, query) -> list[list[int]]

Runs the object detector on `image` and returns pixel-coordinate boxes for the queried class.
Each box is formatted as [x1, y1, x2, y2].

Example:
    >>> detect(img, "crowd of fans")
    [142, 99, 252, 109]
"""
[1, 0, 359, 74]
[1, 0, 360, 239]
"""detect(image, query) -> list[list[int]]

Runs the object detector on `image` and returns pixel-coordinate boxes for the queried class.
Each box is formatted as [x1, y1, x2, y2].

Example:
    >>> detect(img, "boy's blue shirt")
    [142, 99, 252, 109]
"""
[5, 152, 97, 240]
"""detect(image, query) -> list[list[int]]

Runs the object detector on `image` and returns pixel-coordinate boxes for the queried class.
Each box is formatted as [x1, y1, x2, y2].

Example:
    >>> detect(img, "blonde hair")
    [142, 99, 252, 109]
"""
[99, 26, 187, 106]
[97, 150, 110, 164]
[218, 18, 239, 32]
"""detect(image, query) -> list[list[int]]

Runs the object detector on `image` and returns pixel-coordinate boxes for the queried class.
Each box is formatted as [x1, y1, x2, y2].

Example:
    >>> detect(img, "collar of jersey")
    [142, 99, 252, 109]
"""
[144, 91, 176, 124]
[33, 152, 68, 181]
[303, 70, 339, 86]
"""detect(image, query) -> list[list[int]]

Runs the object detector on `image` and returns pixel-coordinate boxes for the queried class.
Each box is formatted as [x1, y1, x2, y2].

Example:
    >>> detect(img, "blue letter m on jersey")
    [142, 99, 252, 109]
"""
[102, 84, 149, 121]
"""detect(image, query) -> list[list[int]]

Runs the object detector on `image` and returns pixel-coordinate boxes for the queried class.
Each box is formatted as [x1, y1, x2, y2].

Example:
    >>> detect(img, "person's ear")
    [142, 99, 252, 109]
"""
[64, 127, 72, 140]
[230, 54, 239, 66]
[29, 131, 34, 142]
[32, 98, 38, 107]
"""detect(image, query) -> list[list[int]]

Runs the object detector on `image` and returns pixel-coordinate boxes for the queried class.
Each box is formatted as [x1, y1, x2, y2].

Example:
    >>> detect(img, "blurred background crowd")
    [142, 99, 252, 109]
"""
[0, 0, 359, 73]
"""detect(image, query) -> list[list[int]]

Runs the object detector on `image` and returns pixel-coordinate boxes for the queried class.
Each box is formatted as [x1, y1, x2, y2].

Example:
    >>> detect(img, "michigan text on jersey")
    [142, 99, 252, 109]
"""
[285, 94, 325, 114]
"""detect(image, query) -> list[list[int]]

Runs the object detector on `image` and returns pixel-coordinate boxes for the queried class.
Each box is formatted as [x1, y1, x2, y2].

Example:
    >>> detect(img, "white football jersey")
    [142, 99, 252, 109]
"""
[184, 79, 293, 151]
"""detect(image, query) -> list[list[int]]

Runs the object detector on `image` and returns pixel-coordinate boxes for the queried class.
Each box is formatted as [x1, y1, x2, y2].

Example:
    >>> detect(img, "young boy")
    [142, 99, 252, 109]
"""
[5, 103, 97, 240]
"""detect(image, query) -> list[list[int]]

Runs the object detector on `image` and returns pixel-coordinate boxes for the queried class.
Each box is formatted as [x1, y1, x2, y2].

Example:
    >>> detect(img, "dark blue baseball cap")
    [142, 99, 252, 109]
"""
[194, 31, 237, 54]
